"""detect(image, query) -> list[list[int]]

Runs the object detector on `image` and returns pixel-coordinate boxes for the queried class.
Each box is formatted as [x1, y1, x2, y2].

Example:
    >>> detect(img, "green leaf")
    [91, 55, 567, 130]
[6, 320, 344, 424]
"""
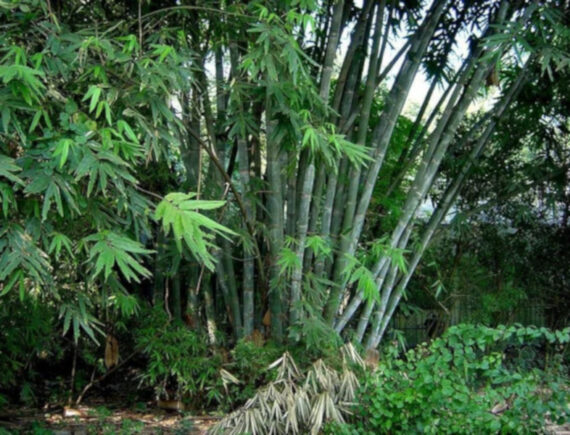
[29, 110, 42, 133]
[0, 154, 24, 185]
[154, 193, 235, 270]
[305, 235, 332, 259]
[42, 182, 63, 220]
[48, 232, 73, 258]
[53, 138, 73, 168]
[0, 270, 22, 297]
[277, 246, 301, 276]
[104, 101, 112, 125]
[117, 120, 139, 143]
[0, 64, 45, 98]
[2, 107, 11, 132]
[84, 231, 153, 283]
[59, 298, 104, 345]
[83, 85, 102, 113]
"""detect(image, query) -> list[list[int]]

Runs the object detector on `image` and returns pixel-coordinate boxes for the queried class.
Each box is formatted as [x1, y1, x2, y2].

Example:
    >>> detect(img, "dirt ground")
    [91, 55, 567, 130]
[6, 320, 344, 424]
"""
[547, 422, 570, 435]
[1, 402, 568, 434]
[0, 403, 220, 434]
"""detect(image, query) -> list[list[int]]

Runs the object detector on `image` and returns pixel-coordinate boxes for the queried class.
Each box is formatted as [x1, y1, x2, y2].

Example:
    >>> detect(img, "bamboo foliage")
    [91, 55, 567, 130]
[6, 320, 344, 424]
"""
[2, 0, 568, 350]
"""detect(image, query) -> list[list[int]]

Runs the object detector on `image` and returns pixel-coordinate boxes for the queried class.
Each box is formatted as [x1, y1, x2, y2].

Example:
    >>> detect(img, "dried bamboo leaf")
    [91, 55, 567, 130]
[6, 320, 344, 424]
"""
[341, 342, 365, 368]
[269, 352, 301, 381]
[211, 352, 355, 435]
[285, 396, 299, 434]
[220, 368, 241, 393]
[339, 368, 359, 402]
[104, 333, 119, 369]
[295, 389, 311, 424]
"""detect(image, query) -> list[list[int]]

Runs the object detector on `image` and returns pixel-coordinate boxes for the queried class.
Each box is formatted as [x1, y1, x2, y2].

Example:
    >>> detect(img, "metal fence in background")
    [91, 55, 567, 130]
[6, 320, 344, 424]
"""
[388, 301, 546, 348]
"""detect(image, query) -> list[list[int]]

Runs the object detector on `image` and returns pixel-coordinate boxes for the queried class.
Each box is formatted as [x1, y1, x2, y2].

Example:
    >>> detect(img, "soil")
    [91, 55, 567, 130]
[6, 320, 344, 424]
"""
[0, 401, 219, 434]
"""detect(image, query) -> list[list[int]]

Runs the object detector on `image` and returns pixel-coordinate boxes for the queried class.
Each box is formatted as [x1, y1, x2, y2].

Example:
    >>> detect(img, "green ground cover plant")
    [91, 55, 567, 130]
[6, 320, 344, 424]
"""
[333, 324, 569, 434]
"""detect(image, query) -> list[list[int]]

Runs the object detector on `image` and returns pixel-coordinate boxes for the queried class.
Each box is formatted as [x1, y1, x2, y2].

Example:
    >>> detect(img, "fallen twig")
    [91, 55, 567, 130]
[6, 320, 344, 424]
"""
[75, 350, 139, 405]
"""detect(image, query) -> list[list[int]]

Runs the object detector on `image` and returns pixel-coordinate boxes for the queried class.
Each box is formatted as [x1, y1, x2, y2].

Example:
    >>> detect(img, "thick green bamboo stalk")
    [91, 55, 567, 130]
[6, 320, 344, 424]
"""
[187, 127, 265, 285]
[332, 0, 374, 114]
[337, 17, 411, 136]
[389, 58, 494, 251]
[280, 151, 289, 220]
[358, 220, 415, 344]
[181, 88, 202, 321]
[369, 25, 496, 281]
[327, 158, 349, 277]
[315, 1, 374, 281]
[181, 89, 201, 189]
[369, 51, 528, 348]
[294, 150, 308, 220]
[196, 66, 220, 195]
[372, 135, 494, 346]
[386, 3, 465, 179]
[375, 39, 411, 86]
[311, 3, 331, 67]
[328, 24, 370, 251]
[336, 56, 501, 335]
[362, 62, 491, 345]
[238, 136, 255, 336]
[404, 76, 438, 154]
[289, 0, 347, 326]
[229, 41, 256, 337]
[365, 258, 401, 348]
[369, 62, 475, 281]
[338, 23, 371, 127]
[384, 68, 466, 198]
[286, 150, 298, 238]
[331, 3, 386, 331]
[289, 161, 314, 325]
[334, 238, 394, 334]
[202, 275, 217, 346]
[324, 0, 448, 323]
[304, 164, 326, 271]
[265, 93, 285, 341]
[334, 6, 478, 334]
[222, 240, 241, 330]
[214, 45, 244, 338]
[216, 257, 243, 337]
[355, 299, 375, 342]
[320, 0, 345, 101]
[252, 103, 263, 184]
[314, 168, 340, 277]
[339, 2, 385, 251]
[334, 290, 362, 332]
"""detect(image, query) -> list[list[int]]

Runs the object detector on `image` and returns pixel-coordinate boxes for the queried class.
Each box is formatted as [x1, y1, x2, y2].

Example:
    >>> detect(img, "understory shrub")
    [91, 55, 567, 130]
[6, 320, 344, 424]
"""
[227, 339, 284, 402]
[134, 305, 285, 411]
[336, 324, 569, 434]
[134, 305, 224, 408]
[0, 298, 63, 405]
[134, 304, 353, 412]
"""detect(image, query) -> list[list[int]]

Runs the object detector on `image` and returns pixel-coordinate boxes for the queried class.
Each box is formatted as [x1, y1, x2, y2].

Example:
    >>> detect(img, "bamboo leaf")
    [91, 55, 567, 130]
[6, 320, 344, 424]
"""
[0, 154, 24, 186]
[85, 231, 153, 283]
[154, 193, 235, 270]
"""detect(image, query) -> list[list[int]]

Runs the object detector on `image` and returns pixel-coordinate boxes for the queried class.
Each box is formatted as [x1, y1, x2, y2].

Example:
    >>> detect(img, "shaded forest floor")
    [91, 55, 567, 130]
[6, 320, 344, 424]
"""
[1, 400, 569, 434]
[0, 401, 219, 434]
